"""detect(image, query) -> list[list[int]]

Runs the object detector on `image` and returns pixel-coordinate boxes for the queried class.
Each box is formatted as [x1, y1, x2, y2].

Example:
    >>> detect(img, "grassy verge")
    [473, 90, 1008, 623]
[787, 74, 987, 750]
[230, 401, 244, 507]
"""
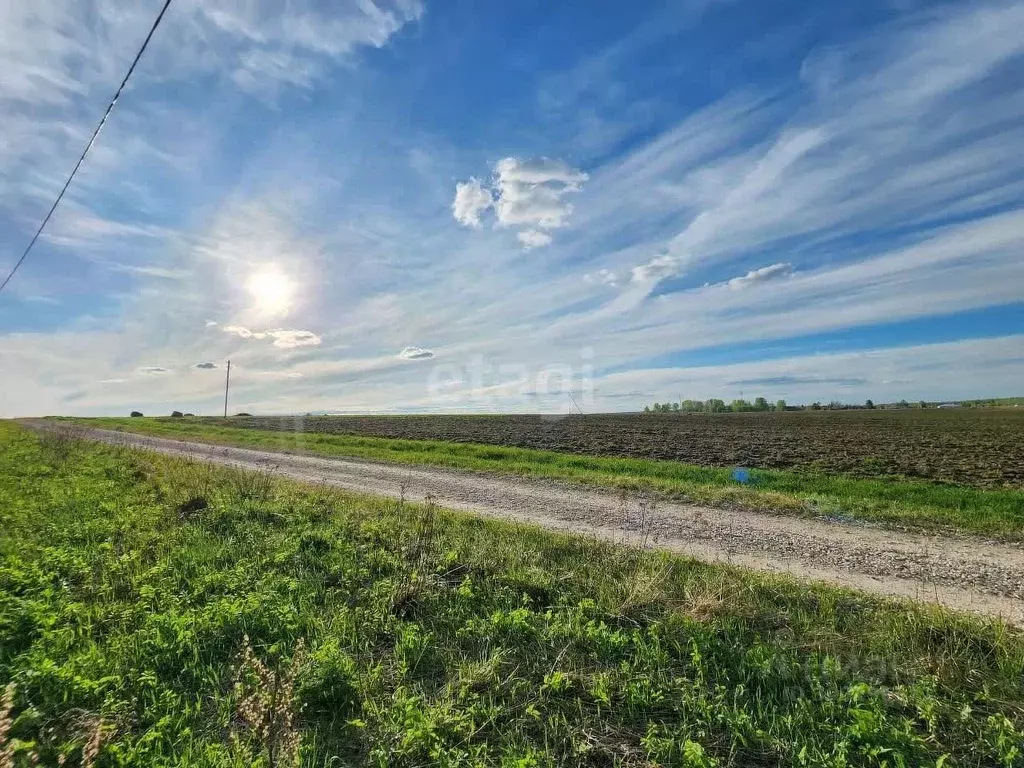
[74, 417, 1024, 538]
[2, 422, 1023, 765]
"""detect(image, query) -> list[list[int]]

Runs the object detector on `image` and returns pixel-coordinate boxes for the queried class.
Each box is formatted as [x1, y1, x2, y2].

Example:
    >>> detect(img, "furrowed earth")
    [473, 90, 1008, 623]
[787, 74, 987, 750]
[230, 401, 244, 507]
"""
[204, 409, 1024, 489]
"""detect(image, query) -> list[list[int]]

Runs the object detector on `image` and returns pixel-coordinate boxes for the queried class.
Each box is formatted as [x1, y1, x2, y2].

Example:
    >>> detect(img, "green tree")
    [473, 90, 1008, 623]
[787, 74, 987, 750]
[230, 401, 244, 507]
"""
[865, 399, 874, 409]
[753, 397, 769, 411]
[775, 399, 787, 411]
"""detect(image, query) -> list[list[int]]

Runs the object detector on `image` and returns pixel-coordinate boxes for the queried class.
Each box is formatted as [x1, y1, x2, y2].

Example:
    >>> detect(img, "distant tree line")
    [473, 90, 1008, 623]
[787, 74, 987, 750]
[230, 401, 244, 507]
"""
[644, 397, 785, 413]
[639, 396, 1019, 413]
[642, 396, 1023, 413]
[958, 397, 1024, 408]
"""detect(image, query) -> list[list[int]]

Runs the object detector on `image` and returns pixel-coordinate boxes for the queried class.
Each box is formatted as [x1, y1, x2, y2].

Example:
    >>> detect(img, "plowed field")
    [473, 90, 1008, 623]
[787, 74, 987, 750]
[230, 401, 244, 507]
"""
[207, 409, 1024, 489]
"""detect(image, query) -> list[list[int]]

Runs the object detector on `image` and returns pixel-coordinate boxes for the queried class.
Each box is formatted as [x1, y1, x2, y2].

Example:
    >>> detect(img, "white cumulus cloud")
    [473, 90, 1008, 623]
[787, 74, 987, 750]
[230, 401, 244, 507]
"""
[224, 325, 263, 340]
[517, 229, 553, 249]
[493, 157, 588, 231]
[452, 157, 588, 247]
[452, 179, 494, 228]
[222, 326, 322, 348]
[268, 330, 322, 349]
[728, 262, 794, 289]
[397, 346, 435, 360]
[631, 253, 682, 283]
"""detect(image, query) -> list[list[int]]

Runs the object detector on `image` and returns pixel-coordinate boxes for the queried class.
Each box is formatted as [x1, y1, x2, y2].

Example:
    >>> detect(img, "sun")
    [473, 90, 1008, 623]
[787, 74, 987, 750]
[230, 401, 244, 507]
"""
[245, 266, 295, 317]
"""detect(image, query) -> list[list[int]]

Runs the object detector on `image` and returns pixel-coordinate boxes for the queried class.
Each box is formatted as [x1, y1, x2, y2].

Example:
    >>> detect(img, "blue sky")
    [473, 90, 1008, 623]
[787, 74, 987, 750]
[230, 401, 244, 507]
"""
[1, 0, 1023, 416]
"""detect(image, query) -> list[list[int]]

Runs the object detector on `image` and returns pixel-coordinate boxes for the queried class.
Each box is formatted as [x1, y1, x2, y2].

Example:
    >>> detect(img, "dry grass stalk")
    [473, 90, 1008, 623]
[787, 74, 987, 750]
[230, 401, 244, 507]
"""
[0, 683, 15, 768]
[37, 424, 78, 465]
[414, 495, 438, 568]
[233, 635, 307, 767]
[227, 465, 277, 503]
[678, 579, 731, 623]
[81, 719, 105, 768]
[390, 496, 440, 616]
[617, 558, 676, 617]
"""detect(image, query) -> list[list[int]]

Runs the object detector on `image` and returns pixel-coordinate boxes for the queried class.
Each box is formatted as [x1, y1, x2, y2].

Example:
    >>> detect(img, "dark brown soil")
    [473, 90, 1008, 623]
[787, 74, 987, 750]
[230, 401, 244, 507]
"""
[205, 409, 1024, 489]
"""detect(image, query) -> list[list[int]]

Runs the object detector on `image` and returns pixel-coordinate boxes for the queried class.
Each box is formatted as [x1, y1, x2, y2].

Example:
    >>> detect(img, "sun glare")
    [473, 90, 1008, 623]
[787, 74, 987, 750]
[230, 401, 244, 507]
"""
[245, 266, 295, 316]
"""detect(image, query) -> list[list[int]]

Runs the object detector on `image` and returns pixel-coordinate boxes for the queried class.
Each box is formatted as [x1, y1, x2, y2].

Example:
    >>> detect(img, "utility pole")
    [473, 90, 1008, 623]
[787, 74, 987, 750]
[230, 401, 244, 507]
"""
[567, 391, 583, 415]
[223, 360, 231, 418]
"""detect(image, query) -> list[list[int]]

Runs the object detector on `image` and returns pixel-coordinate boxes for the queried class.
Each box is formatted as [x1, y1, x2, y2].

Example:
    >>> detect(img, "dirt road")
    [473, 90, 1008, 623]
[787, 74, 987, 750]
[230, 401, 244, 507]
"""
[36, 423, 1024, 624]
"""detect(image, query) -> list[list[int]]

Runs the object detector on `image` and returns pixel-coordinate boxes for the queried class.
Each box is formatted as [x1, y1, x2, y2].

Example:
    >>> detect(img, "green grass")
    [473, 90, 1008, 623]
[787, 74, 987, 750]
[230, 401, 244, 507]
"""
[74, 417, 1024, 538]
[3, 422, 1022, 765]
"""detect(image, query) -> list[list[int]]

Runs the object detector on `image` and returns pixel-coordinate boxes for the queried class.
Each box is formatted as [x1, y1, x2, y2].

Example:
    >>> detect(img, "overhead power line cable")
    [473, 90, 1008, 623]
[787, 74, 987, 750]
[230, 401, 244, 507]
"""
[0, 0, 175, 297]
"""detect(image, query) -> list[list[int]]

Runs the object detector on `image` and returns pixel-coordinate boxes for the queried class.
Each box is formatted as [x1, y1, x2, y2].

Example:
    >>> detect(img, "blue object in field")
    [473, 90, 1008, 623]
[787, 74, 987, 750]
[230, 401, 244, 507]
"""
[732, 467, 751, 484]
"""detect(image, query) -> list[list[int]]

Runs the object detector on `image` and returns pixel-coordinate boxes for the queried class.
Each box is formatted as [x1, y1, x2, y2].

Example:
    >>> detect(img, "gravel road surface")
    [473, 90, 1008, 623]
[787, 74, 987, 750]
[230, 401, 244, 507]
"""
[31, 423, 1024, 625]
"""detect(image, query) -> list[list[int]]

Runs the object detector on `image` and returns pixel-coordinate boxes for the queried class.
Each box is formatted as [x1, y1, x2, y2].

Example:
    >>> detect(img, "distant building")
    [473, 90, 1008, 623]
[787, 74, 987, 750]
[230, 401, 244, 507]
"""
[937, 402, 961, 408]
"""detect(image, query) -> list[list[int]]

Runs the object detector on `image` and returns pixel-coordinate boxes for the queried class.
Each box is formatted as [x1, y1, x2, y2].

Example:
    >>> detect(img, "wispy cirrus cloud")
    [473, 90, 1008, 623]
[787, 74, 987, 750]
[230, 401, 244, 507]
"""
[728, 375, 868, 388]
[597, 335, 1024, 407]
[624, 1, 1024, 294]
[584, 269, 619, 287]
[0, 0, 425, 189]
[217, 0, 424, 94]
